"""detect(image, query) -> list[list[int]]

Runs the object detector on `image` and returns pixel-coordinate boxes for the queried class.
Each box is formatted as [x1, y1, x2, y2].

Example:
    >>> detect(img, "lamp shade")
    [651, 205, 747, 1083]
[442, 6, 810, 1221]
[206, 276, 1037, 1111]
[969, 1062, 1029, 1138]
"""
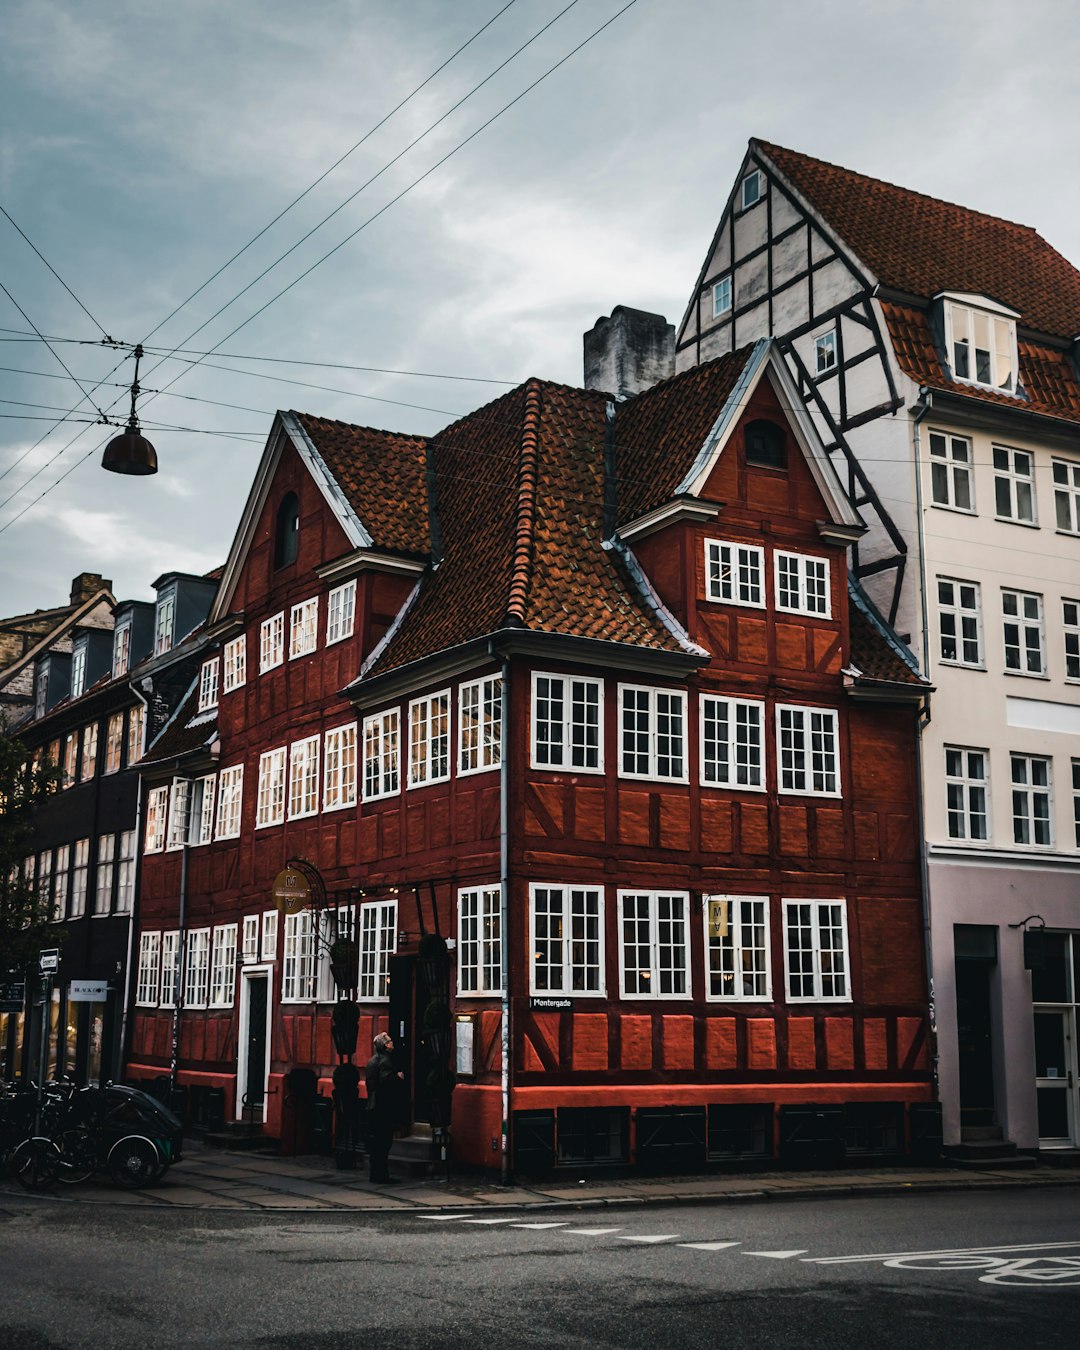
[102, 427, 158, 475]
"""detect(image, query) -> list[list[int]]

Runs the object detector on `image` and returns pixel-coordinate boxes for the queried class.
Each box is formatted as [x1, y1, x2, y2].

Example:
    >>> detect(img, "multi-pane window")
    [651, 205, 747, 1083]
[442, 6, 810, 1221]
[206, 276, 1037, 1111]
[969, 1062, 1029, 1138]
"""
[363, 709, 400, 800]
[776, 705, 840, 796]
[1011, 754, 1052, 846]
[104, 712, 123, 774]
[409, 690, 450, 788]
[775, 551, 830, 617]
[459, 676, 502, 775]
[184, 929, 211, 1008]
[112, 621, 131, 677]
[63, 731, 78, 786]
[1002, 589, 1045, 675]
[945, 747, 989, 842]
[814, 330, 837, 374]
[1063, 600, 1080, 681]
[189, 774, 216, 846]
[704, 895, 770, 1001]
[260, 612, 285, 672]
[209, 925, 238, 1008]
[458, 887, 503, 996]
[80, 723, 98, 781]
[70, 839, 89, 918]
[262, 911, 278, 962]
[242, 915, 259, 964]
[222, 635, 246, 693]
[619, 891, 690, 998]
[127, 704, 145, 765]
[136, 933, 161, 1006]
[70, 645, 87, 699]
[145, 786, 168, 853]
[946, 302, 1015, 391]
[166, 778, 190, 851]
[37, 851, 53, 921]
[741, 170, 763, 209]
[358, 901, 397, 1000]
[289, 598, 319, 659]
[53, 845, 69, 922]
[282, 911, 316, 1001]
[1073, 761, 1080, 849]
[326, 580, 356, 646]
[154, 593, 175, 657]
[784, 899, 849, 1001]
[619, 685, 687, 781]
[198, 658, 219, 711]
[705, 540, 764, 608]
[324, 724, 358, 811]
[116, 831, 135, 913]
[712, 275, 732, 317]
[928, 431, 974, 510]
[532, 673, 602, 771]
[256, 748, 286, 828]
[1053, 459, 1080, 534]
[288, 736, 320, 818]
[160, 932, 181, 1007]
[530, 886, 603, 995]
[700, 695, 764, 789]
[94, 834, 115, 915]
[937, 578, 983, 667]
[993, 446, 1035, 523]
[215, 765, 244, 839]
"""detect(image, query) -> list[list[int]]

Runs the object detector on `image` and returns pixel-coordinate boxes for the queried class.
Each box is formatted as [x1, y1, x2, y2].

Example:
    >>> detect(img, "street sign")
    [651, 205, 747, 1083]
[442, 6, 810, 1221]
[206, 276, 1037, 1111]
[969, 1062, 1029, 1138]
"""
[38, 948, 60, 974]
[69, 980, 109, 1003]
[0, 980, 25, 1012]
[272, 866, 311, 915]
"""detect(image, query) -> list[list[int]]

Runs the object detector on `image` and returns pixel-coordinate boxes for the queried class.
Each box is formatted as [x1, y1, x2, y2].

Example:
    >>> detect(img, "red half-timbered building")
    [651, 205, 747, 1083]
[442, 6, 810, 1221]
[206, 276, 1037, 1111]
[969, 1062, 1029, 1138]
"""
[128, 336, 934, 1173]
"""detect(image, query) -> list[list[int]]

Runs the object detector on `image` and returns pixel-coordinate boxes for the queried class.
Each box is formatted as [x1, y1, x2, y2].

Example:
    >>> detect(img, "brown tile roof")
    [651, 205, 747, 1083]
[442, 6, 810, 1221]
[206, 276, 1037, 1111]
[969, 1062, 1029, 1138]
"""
[881, 302, 1080, 426]
[757, 140, 1080, 340]
[847, 582, 925, 689]
[292, 413, 430, 555]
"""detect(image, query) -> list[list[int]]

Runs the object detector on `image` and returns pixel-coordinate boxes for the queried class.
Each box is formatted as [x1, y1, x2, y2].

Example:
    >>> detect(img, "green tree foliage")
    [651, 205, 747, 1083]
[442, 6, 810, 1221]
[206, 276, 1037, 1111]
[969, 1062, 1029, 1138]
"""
[0, 720, 62, 972]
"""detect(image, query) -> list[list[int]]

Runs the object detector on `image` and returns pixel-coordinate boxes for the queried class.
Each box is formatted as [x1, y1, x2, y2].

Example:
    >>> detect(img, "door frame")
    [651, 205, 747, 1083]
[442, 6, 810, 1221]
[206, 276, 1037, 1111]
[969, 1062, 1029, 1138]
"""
[1034, 1005, 1077, 1147]
[236, 965, 273, 1122]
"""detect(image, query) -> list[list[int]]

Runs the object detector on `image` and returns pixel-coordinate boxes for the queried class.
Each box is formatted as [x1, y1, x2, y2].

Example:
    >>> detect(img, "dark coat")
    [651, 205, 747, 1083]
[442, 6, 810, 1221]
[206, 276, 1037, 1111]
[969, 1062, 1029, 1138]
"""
[365, 1049, 399, 1119]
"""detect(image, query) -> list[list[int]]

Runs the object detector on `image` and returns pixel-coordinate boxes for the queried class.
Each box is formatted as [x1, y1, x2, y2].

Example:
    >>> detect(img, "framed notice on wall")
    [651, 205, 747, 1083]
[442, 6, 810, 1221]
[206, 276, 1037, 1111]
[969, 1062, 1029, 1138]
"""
[455, 1015, 476, 1078]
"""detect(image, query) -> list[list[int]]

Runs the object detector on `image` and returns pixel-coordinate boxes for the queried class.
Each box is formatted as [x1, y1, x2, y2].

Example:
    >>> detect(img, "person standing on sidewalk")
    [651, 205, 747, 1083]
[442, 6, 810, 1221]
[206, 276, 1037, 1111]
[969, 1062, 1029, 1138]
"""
[365, 1031, 403, 1184]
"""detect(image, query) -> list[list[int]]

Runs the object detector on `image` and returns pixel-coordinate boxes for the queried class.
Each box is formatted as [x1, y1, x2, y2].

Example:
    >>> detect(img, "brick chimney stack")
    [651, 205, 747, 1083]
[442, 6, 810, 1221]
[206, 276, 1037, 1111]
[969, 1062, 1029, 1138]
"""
[583, 306, 675, 400]
[69, 572, 111, 606]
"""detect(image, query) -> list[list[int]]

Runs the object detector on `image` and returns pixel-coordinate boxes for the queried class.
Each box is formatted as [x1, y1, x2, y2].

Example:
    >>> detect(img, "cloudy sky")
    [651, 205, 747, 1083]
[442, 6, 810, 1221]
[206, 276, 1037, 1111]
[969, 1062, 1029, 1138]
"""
[1, 0, 1078, 616]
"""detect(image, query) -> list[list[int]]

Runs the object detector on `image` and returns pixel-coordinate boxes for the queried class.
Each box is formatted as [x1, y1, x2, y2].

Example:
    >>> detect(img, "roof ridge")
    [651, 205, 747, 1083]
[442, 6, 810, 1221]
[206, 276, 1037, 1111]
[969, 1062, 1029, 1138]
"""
[506, 379, 542, 625]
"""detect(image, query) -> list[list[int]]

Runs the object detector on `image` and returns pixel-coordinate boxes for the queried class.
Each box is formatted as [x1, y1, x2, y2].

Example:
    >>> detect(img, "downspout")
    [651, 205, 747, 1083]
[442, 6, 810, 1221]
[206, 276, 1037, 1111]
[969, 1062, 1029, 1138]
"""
[169, 821, 190, 1092]
[498, 654, 511, 1186]
[116, 690, 148, 1078]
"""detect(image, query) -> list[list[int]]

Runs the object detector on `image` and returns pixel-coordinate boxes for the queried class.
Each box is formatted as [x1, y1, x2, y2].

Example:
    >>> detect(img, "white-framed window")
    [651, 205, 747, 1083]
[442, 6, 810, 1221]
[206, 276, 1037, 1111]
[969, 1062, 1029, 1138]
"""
[993, 446, 1036, 523]
[289, 597, 319, 659]
[189, 774, 216, 846]
[288, 735, 320, 818]
[242, 915, 259, 964]
[222, 636, 246, 693]
[326, 580, 356, 646]
[775, 551, 831, 617]
[262, 910, 278, 962]
[945, 746, 989, 842]
[530, 885, 604, 996]
[184, 929, 211, 1008]
[145, 786, 168, 853]
[1002, 589, 1045, 675]
[705, 540, 764, 608]
[260, 612, 285, 673]
[1053, 459, 1080, 534]
[358, 901, 397, 1001]
[619, 891, 690, 999]
[814, 329, 837, 375]
[776, 705, 840, 796]
[256, 747, 286, 828]
[408, 690, 450, 788]
[154, 592, 175, 657]
[104, 712, 123, 774]
[619, 684, 687, 781]
[37, 851, 53, 920]
[928, 431, 974, 511]
[127, 704, 145, 766]
[215, 765, 244, 839]
[458, 887, 503, 996]
[198, 658, 219, 711]
[783, 899, 850, 1002]
[166, 778, 190, 852]
[531, 673, 602, 772]
[324, 724, 358, 811]
[937, 578, 983, 667]
[704, 895, 770, 1001]
[741, 169, 763, 209]
[363, 709, 400, 800]
[116, 831, 135, 913]
[712, 275, 732, 318]
[112, 621, 131, 678]
[80, 723, 98, 781]
[459, 676, 502, 776]
[1011, 754, 1052, 847]
[1063, 600, 1080, 681]
[53, 845, 69, 922]
[63, 731, 78, 787]
[946, 300, 1016, 392]
[209, 925, 238, 1008]
[700, 694, 764, 789]
[70, 645, 87, 700]
[136, 933, 161, 1007]
[282, 911, 316, 1001]
[93, 834, 115, 915]
[1072, 760, 1080, 849]
[160, 931, 181, 1008]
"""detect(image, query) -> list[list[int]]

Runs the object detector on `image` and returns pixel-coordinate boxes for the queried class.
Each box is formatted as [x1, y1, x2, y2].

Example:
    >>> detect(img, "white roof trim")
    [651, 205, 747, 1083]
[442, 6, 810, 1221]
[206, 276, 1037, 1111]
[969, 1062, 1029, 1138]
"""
[675, 338, 771, 496]
[603, 536, 709, 659]
[351, 576, 424, 685]
[935, 291, 1020, 320]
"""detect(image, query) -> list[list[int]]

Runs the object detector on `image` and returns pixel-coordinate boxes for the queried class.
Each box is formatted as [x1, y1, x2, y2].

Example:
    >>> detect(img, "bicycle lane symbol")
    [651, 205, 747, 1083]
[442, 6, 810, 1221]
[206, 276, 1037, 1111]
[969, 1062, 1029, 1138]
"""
[882, 1253, 1080, 1287]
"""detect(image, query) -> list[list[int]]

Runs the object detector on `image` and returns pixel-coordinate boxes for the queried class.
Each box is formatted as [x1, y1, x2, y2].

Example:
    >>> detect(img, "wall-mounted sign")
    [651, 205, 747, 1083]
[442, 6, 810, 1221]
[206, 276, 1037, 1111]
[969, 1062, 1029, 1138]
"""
[272, 866, 312, 915]
[38, 948, 60, 974]
[529, 997, 571, 1010]
[0, 981, 25, 1012]
[455, 1015, 476, 1077]
[707, 899, 729, 940]
[69, 980, 109, 1003]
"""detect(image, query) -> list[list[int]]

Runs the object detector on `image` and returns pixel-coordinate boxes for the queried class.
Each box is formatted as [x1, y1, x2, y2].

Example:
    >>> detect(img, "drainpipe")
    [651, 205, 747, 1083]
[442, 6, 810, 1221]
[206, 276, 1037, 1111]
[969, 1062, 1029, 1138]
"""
[118, 678, 151, 1079]
[169, 821, 190, 1092]
[497, 653, 511, 1186]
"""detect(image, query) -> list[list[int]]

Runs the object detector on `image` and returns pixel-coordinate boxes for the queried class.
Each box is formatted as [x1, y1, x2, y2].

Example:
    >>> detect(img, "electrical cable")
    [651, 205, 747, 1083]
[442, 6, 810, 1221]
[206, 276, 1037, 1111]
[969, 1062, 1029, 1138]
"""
[0, 279, 109, 422]
[0, 204, 111, 339]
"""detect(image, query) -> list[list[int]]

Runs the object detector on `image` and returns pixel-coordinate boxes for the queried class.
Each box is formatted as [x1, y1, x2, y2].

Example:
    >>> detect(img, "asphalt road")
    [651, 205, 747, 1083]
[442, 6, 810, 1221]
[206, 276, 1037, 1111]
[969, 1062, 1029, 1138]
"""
[2, 1187, 1079, 1348]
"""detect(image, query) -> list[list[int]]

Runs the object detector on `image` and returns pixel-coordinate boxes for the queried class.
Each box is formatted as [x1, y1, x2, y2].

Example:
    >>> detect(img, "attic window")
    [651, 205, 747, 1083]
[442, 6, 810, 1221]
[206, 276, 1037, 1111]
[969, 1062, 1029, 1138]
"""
[712, 276, 732, 319]
[944, 300, 1017, 393]
[741, 170, 763, 210]
[274, 492, 300, 569]
[744, 419, 787, 471]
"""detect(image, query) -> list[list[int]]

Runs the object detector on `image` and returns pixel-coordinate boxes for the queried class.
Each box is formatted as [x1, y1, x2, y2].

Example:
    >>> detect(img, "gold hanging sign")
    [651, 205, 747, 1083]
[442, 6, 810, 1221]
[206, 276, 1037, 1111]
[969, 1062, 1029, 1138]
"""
[707, 898, 729, 939]
[273, 865, 312, 915]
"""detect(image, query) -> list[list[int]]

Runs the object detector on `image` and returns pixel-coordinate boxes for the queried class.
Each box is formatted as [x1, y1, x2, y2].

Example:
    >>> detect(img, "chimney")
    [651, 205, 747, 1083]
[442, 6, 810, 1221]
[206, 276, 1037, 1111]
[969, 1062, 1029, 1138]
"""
[584, 306, 675, 399]
[70, 572, 111, 606]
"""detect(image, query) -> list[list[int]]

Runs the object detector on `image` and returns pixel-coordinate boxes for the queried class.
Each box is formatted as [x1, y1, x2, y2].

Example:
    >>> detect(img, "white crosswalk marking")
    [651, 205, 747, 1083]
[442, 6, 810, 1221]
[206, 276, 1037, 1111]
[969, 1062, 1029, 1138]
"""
[460, 1217, 521, 1225]
[618, 1234, 680, 1244]
[743, 1250, 807, 1259]
[564, 1228, 624, 1236]
[511, 1222, 570, 1230]
[679, 1242, 742, 1252]
[414, 1214, 474, 1220]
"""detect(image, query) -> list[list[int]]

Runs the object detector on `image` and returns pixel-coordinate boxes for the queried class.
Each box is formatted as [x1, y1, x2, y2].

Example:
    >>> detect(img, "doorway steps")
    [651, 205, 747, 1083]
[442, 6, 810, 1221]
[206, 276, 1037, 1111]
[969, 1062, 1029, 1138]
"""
[946, 1124, 1035, 1168]
[200, 1121, 275, 1153]
[390, 1124, 441, 1178]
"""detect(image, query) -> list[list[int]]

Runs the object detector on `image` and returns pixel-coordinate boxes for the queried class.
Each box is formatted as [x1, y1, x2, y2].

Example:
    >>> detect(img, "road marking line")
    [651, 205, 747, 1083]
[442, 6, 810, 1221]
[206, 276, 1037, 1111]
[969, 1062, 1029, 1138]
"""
[805, 1240, 1080, 1266]
[564, 1228, 624, 1236]
[618, 1234, 680, 1244]
[679, 1242, 742, 1252]
[743, 1250, 807, 1259]
[511, 1222, 571, 1230]
[459, 1217, 521, 1225]
[414, 1214, 473, 1220]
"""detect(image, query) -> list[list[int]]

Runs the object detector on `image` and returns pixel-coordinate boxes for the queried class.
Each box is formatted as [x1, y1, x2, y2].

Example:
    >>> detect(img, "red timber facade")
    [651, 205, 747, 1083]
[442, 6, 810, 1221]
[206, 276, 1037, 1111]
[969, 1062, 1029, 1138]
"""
[128, 339, 934, 1173]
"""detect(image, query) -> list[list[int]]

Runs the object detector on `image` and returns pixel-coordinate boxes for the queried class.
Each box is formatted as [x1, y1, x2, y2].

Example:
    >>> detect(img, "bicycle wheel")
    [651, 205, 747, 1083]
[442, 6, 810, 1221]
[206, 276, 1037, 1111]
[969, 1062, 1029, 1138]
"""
[10, 1136, 61, 1191]
[56, 1127, 98, 1185]
[107, 1135, 162, 1189]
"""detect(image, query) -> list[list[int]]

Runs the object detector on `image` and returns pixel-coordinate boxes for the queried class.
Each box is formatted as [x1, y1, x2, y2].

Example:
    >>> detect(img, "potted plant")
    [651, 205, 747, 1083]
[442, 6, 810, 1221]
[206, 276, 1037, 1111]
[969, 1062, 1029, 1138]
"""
[422, 998, 452, 1059]
[329, 937, 359, 992]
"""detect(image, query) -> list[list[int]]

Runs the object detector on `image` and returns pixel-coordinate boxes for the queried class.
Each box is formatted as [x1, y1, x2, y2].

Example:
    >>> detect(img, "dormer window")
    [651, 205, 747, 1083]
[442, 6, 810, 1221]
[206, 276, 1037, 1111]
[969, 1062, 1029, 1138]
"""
[744, 419, 787, 471]
[70, 643, 87, 699]
[198, 658, 219, 712]
[35, 667, 48, 718]
[274, 492, 300, 569]
[741, 170, 763, 210]
[113, 621, 131, 677]
[943, 296, 1018, 393]
[154, 592, 175, 657]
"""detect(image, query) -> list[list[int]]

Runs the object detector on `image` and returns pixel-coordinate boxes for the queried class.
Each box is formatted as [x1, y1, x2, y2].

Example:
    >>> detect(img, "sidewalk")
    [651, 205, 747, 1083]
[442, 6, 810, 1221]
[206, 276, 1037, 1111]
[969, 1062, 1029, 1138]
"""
[6, 1140, 1080, 1213]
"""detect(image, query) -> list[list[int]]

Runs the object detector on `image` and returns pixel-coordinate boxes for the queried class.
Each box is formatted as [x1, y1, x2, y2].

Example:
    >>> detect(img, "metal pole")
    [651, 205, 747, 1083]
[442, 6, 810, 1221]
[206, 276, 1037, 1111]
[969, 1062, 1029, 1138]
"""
[35, 972, 51, 1133]
[498, 656, 511, 1186]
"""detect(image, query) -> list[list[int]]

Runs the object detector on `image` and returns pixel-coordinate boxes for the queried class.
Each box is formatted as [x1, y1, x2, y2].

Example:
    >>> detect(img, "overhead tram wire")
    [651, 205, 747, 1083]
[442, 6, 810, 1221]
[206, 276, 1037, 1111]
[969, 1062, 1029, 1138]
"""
[0, 279, 109, 424]
[0, 205, 111, 340]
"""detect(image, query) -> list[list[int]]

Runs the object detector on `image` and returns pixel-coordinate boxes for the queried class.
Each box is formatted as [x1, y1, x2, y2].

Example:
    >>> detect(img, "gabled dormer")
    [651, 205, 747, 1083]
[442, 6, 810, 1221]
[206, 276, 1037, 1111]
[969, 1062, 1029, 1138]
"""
[935, 292, 1020, 394]
[69, 627, 114, 699]
[150, 572, 218, 659]
[34, 650, 71, 717]
[111, 600, 155, 678]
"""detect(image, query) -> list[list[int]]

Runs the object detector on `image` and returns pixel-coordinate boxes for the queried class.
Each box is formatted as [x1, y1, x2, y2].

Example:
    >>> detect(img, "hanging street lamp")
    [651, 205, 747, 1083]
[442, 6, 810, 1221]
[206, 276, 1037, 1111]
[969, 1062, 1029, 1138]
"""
[102, 344, 157, 475]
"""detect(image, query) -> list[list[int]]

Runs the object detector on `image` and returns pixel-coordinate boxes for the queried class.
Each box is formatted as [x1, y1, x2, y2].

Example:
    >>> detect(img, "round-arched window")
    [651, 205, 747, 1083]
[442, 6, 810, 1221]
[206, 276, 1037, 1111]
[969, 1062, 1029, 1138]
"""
[745, 419, 787, 470]
[274, 491, 299, 568]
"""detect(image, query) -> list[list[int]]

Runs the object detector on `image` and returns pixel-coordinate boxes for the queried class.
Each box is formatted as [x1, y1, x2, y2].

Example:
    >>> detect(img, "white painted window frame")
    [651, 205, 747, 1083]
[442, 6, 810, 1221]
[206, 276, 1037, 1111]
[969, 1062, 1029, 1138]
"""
[1052, 458, 1080, 534]
[618, 683, 688, 783]
[145, 786, 168, 853]
[198, 658, 219, 711]
[617, 890, 692, 1000]
[1064, 599, 1080, 683]
[160, 931, 181, 1008]
[774, 550, 831, 618]
[256, 748, 286, 828]
[703, 894, 771, 1003]
[712, 274, 732, 318]
[408, 689, 450, 789]
[928, 431, 975, 512]
[992, 445, 1036, 524]
[326, 579, 356, 646]
[93, 833, 115, 915]
[209, 924, 238, 1008]
[190, 774, 216, 846]
[215, 764, 244, 840]
[814, 329, 837, 374]
[700, 693, 765, 790]
[166, 778, 190, 852]
[1001, 588, 1045, 676]
[241, 915, 260, 965]
[323, 723, 358, 812]
[704, 539, 765, 608]
[944, 745, 990, 842]
[530, 672, 603, 773]
[281, 910, 316, 1002]
[457, 886, 503, 997]
[136, 932, 161, 1007]
[222, 635, 247, 692]
[459, 675, 502, 777]
[358, 900, 397, 1001]
[116, 830, 136, 912]
[184, 928, 211, 1009]
[776, 704, 841, 798]
[289, 597, 319, 660]
[937, 577, 984, 668]
[260, 612, 284, 673]
[104, 711, 124, 774]
[1010, 753, 1053, 848]
[945, 300, 1017, 393]
[363, 708, 400, 800]
[783, 898, 851, 1003]
[529, 884, 605, 998]
[288, 735, 320, 819]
